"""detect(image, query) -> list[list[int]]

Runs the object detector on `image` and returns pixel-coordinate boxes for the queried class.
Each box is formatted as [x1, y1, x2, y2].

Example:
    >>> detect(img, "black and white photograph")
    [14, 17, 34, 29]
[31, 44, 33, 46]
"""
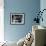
[10, 13, 25, 25]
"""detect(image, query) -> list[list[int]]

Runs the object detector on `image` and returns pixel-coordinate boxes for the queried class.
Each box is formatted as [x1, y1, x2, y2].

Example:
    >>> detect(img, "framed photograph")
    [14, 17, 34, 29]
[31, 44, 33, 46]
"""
[10, 13, 25, 25]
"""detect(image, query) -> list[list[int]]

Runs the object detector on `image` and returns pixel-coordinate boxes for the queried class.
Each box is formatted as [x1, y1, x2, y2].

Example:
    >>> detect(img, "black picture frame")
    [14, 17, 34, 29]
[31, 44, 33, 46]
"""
[10, 13, 25, 25]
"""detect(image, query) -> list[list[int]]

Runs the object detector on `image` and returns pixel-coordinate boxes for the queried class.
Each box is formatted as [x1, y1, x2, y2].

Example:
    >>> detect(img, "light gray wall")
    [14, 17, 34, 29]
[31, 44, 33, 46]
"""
[4, 0, 40, 42]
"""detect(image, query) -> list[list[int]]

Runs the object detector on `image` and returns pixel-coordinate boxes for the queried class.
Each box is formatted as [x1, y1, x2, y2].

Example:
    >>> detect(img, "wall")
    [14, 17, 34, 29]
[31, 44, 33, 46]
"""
[0, 0, 4, 42]
[40, 0, 46, 27]
[4, 0, 40, 42]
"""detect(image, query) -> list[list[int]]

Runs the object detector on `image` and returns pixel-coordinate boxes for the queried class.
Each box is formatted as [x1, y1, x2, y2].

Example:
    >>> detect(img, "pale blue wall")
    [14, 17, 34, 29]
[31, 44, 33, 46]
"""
[40, 0, 46, 27]
[4, 0, 40, 42]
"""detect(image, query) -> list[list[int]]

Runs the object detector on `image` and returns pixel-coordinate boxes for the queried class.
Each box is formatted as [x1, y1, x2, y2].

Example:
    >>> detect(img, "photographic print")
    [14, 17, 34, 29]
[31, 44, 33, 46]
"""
[10, 13, 25, 25]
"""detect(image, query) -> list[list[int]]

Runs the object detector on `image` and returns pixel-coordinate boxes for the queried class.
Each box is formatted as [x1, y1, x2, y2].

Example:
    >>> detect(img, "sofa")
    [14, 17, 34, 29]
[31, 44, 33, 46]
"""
[32, 25, 46, 46]
[2, 25, 46, 46]
[17, 25, 46, 46]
